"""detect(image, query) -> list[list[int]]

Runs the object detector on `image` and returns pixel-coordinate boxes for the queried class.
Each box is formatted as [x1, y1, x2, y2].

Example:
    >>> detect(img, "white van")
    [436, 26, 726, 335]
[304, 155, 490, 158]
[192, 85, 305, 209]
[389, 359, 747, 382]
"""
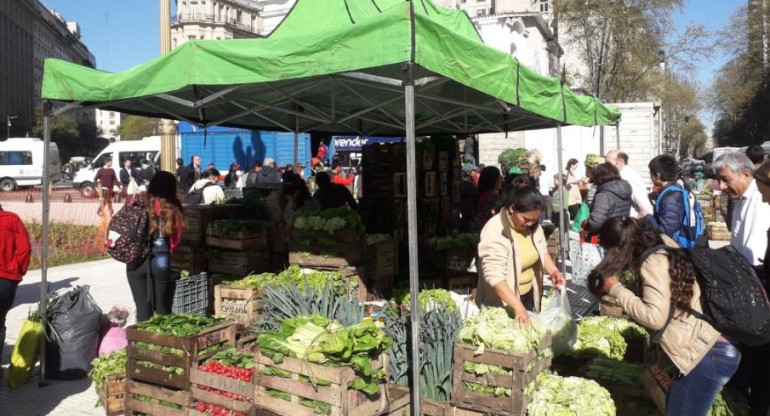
[0, 138, 62, 191]
[73, 136, 161, 197]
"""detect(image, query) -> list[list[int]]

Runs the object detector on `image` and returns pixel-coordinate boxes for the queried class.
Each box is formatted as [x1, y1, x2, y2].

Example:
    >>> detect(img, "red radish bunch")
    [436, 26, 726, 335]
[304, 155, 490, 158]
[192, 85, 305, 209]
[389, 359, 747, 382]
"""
[198, 359, 254, 383]
[195, 401, 248, 416]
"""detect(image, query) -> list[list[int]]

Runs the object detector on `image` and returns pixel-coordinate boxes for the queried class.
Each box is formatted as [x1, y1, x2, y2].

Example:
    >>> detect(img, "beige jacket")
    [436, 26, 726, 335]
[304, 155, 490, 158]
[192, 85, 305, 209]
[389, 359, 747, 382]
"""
[608, 243, 721, 376]
[475, 211, 548, 312]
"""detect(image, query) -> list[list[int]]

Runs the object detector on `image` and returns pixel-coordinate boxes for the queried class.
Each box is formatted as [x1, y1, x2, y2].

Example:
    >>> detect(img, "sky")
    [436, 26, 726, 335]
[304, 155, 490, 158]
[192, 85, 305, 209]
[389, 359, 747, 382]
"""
[43, 0, 742, 125]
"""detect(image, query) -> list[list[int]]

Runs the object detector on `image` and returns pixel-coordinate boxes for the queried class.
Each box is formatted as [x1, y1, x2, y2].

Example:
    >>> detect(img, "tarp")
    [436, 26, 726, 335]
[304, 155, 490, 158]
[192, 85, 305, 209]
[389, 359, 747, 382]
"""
[41, 0, 620, 135]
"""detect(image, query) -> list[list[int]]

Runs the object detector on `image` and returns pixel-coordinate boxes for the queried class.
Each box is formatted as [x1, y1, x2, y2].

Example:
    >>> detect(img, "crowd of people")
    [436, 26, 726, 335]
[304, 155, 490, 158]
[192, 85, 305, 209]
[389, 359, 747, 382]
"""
[468, 145, 770, 416]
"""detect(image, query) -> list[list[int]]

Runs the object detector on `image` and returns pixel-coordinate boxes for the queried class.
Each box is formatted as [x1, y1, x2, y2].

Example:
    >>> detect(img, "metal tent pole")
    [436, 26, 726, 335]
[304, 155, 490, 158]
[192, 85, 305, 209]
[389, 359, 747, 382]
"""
[39, 102, 53, 386]
[293, 113, 299, 166]
[616, 123, 621, 149]
[404, 69, 422, 416]
[556, 123, 567, 275]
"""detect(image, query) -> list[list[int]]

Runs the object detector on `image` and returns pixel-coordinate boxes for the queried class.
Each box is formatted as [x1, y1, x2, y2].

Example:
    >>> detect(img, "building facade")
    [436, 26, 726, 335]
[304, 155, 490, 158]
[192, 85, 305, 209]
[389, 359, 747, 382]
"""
[171, 0, 266, 49]
[255, 0, 295, 35]
[0, 0, 96, 139]
[96, 109, 126, 141]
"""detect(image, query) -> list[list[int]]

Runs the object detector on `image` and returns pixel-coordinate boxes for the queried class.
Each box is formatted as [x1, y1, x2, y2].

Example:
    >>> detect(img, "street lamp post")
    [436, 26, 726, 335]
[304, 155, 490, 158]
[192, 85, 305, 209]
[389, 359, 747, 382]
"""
[6, 115, 18, 139]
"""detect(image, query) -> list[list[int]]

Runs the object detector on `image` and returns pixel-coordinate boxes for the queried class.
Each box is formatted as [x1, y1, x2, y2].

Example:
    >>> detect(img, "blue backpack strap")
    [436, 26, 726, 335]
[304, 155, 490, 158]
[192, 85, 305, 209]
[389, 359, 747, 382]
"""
[655, 185, 693, 247]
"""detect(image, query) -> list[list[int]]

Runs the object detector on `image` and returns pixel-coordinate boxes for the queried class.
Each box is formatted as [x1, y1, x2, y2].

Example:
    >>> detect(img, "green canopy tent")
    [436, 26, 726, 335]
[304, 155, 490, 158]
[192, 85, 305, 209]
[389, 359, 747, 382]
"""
[41, 0, 620, 409]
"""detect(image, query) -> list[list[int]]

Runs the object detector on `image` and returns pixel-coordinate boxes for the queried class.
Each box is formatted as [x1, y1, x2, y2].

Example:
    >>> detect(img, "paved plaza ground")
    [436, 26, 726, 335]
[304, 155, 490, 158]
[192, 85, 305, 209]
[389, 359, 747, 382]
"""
[0, 259, 133, 416]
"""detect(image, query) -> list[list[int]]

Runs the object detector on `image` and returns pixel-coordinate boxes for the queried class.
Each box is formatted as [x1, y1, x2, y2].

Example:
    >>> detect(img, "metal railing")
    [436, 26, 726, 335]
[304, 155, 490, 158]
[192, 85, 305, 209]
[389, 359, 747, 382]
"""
[171, 13, 260, 33]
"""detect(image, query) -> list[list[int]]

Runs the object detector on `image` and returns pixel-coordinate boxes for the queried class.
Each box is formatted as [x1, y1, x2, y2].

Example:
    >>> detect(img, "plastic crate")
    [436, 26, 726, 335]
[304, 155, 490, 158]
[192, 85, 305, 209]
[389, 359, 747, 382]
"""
[171, 272, 209, 315]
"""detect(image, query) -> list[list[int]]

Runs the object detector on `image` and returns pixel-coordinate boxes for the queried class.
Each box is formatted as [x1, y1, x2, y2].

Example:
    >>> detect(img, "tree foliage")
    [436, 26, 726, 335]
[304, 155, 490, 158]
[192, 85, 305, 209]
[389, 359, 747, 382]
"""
[658, 74, 706, 158]
[554, 0, 714, 103]
[117, 116, 160, 141]
[32, 110, 108, 162]
[711, 5, 769, 147]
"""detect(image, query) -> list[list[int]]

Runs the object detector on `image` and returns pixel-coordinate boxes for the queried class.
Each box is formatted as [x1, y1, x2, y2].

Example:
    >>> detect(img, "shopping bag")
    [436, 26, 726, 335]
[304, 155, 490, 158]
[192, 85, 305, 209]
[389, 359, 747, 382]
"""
[535, 289, 577, 356]
[126, 178, 138, 196]
[570, 202, 590, 232]
[569, 240, 604, 287]
[7, 319, 43, 388]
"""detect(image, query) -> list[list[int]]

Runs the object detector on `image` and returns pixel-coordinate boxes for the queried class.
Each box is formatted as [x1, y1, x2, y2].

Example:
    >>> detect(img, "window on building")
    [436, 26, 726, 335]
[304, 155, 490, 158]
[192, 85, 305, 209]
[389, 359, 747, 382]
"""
[110, 120, 115, 125]
[237, 10, 242, 23]
[539, 0, 549, 13]
[189, 35, 196, 41]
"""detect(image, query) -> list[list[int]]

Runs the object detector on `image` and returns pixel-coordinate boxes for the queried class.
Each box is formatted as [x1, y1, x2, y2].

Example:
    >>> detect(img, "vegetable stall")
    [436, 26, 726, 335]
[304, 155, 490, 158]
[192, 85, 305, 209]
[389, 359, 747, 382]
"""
[39, 0, 625, 414]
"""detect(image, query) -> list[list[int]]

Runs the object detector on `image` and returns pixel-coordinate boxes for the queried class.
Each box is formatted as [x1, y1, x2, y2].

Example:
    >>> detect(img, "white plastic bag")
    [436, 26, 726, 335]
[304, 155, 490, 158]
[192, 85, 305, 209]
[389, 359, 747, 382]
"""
[536, 288, 577, 356]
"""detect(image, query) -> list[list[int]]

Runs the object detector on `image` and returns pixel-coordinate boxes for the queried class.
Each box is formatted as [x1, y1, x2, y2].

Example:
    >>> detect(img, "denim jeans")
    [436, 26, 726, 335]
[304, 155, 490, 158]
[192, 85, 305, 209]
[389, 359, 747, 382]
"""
[667, 341, 741, 416]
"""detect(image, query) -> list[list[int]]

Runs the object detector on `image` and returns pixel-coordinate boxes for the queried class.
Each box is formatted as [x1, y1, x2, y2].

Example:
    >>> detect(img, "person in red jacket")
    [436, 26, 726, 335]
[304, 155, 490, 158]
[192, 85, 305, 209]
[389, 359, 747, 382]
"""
[330, 162, 354, 187]
[0, 205, 31, 375]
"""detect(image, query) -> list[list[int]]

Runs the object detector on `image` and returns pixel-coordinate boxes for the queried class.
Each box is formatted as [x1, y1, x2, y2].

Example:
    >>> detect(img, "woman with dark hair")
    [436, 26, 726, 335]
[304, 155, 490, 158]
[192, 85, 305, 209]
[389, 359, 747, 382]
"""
[126, 171, 185, 321]
[584, 163, 632, 236]
[564, 158, 583, 218]
[224, 162, 239, 189]
[283, 172, 320, 222]
[476, 185, 566, 326]
[587, 217, 739, 416]
[476, 166, 502, 226]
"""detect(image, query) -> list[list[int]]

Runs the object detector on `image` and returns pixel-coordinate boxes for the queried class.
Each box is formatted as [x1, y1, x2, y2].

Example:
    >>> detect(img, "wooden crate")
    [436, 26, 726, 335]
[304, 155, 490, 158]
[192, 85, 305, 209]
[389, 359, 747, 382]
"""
[451, 332, 552, 415]
[425, 172, 438, 197]
[181, 205, 244, 247]
[640, 367, 670, 415]
[599, 295, 627, 317]
[365, 238, 396, 280]
[288, 229, 364, 268]
[707, 224, 730, 241]
[206, 224, 268, 251]
[124, 379, 191, 416]
[98, 373, 126, 416]
[254, 349, 389, 416]
[447, 273, 477, 296]
[207, 251, 270, 276]
[170, 245, 206, 274]
[445, 249, 475, 274]
[126, 321, 237, 390]
[388, 386, 452, 416]
[213, 285, 265, 326]
[189, 359, 258, 416]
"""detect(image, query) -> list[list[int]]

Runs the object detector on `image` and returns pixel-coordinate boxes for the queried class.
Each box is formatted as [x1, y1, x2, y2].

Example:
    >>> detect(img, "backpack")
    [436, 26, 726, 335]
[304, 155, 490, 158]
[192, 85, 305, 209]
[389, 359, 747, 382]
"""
[654, 185, 705, 248]
[641, 240, 770, 346]
[105, 201, 149, 263]
[184, 182, 214, 205]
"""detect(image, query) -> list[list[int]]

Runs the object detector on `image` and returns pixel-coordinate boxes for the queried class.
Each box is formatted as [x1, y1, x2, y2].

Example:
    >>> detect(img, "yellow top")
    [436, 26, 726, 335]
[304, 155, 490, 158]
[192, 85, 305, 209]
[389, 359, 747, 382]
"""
[512, 227, 538, 294]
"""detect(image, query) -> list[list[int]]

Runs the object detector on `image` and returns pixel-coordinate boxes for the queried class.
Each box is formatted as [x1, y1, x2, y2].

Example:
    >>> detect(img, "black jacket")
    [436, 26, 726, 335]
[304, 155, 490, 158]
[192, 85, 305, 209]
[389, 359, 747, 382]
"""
[585, 179, 633, 234]
[119, 167, 142, 186]
[247, 166, 282, 186]
[645, 183, 686, 239]
[313, 184, 359, 210]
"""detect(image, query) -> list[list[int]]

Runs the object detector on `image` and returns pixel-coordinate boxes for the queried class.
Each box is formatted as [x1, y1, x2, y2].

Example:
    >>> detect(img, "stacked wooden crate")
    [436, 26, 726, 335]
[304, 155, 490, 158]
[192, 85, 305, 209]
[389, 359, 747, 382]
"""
[123, 322, 237, 416]
[451, 332, 553, 415]
[172, 204, 245, 275]
[98, 374, 127, 416]
[365, 235, 396, 301]
[206, 220, 270, 276]
[213, 285, 265, 326]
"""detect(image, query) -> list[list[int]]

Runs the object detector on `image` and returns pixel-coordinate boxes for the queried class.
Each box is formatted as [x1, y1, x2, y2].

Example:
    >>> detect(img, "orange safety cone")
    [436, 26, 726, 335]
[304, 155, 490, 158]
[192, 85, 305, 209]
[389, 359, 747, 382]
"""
[64, 193, 72, 203]
[25, 192, 34, 203]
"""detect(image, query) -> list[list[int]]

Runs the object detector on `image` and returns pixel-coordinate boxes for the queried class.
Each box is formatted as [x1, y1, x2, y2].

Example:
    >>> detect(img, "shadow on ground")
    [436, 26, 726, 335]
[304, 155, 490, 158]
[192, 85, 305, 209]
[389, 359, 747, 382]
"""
[13, 278, 80, 309]
[0, 344, 93, 416]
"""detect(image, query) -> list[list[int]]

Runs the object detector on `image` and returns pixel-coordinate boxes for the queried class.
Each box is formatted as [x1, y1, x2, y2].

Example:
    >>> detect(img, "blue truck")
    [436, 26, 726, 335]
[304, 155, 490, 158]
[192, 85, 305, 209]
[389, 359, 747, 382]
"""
[178, 122, 312, 177]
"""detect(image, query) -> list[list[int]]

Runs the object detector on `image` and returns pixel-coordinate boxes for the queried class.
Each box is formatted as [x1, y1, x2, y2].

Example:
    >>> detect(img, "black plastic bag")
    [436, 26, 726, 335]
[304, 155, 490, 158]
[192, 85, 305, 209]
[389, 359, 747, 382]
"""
[45, 286, 102, 379]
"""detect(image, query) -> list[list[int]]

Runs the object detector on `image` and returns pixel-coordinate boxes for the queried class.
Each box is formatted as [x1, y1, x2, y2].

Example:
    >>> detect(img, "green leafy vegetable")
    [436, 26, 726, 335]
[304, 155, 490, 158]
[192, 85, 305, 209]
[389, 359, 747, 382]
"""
[427, 234, 479, 250]
[401, 289, 459, 315]
[572, 317, 636, 360]
[458, 307, 545, 354]
[135, 314, 230, 337]
[527, 373, 616, 416]
[89, 348, 127, 405]
[291, 207, 364, 233]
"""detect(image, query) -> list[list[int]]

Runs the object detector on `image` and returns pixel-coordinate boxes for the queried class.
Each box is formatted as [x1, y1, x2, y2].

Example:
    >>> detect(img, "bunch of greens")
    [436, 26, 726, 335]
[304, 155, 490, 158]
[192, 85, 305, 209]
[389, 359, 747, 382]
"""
[89, 349, 127, 397]
[585, 358, 649, 386]
[572, 317, 629, 360]
[204, 348, 256, 369]
[400, 289, 459, 315]
[527, 373, 616, 416]
[383, 304, 462, 402]
[226, 266, 355, 295]
[366, 234, 391, 245]
[265, 388, 332, 415]
[258, 314, 391, 396]
[28, 290, 62, 342]
[257, 281, 364, 331]
[290, 207, 364, 233]
[210, 219, 266, 238]
[709, 389, 751, 416]
[498, 148, 529, 172]
[580, 316, 648, 343]
[427, 234, 479, 251]
[458, 307, 545, 354]
[585, 154, 603, 169]
[136, 314, 230, 337]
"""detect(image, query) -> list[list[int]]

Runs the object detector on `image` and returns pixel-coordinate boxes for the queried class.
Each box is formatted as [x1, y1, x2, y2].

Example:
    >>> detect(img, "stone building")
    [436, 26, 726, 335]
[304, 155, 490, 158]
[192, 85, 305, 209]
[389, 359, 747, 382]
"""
[96, 109, 126, 141]
[1, 0, 95, 138]
[171, 0, 265, 48]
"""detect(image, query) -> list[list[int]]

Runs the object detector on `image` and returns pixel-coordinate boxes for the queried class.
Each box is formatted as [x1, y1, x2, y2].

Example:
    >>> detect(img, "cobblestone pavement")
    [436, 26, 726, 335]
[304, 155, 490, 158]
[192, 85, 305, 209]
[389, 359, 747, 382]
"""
[0, 258, 134, 416]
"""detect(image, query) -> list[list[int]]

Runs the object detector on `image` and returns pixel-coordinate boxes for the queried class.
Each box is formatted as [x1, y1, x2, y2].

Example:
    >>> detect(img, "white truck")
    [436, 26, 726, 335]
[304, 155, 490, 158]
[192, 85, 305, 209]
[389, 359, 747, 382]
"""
[0, 138, 62, 191]
[73, 136, 161, 197]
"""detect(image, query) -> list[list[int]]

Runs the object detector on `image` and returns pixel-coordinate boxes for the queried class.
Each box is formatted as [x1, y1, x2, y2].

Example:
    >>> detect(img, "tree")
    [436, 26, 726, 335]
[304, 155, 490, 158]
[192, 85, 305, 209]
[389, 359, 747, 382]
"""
[32, 110, 108, 162]
[658, 74, 705, 157]
[711, 5, 769, 147]
[554, 0, 714, 102]
[117, 116, 160, 141]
